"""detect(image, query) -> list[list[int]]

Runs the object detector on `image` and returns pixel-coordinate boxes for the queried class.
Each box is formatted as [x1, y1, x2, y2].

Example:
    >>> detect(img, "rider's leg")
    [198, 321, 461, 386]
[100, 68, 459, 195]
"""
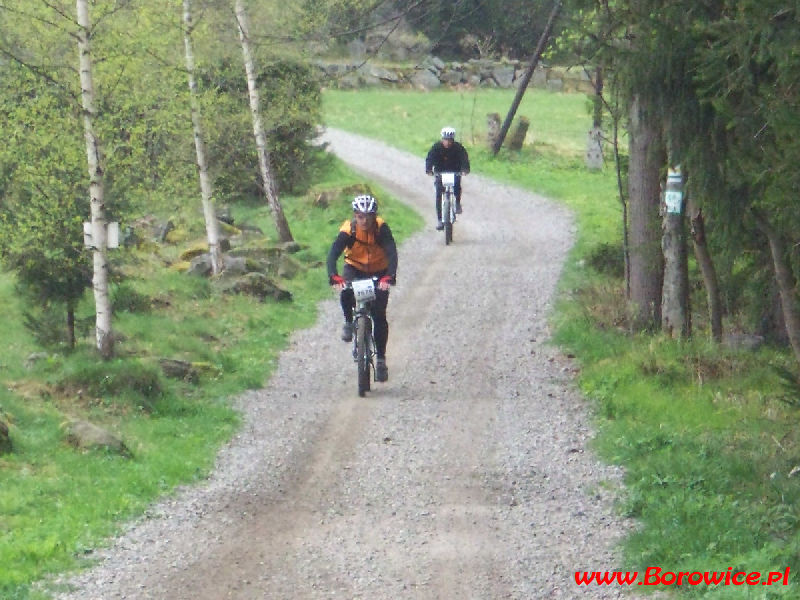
[372, 289, 390, 382]
[434, 179, 444, 229]
[454, 175, 463, 213]
[371, 290, 389, 358]
[339, 288, 354, 322]
[339, 264, 363, 342]
[339, 288, 354, 341]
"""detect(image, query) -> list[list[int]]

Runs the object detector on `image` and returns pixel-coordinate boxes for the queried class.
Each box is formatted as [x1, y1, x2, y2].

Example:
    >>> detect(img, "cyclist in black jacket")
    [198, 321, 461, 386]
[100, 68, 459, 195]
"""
[425, 126, 470, 230]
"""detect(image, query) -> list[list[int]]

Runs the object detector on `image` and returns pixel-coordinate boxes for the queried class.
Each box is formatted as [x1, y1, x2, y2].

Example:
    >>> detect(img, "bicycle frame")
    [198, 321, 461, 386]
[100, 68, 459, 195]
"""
[437, 171, 458, 245]
[349, 278, 377, 396]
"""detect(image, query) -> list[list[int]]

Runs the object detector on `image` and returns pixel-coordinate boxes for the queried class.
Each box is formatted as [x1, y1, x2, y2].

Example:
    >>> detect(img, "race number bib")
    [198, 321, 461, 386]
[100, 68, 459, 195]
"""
[352, 279, 376, 303]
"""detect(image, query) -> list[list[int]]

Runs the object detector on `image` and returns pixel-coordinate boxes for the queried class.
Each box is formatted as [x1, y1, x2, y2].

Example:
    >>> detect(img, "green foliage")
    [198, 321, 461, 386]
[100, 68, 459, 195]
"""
[111, 281, 151, 314]
[201, 57, 323, 199]
[408, 0, 558, 59]
[0, 65, 91, 325]
[587, 242, 625, 278]
[55, 357, 164, 407]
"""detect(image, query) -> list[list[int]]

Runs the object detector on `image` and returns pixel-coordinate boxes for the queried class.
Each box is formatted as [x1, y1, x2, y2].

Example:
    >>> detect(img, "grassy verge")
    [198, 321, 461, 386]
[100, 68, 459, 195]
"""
[324, 87, 800, 597]
[0, 156, 423, 599]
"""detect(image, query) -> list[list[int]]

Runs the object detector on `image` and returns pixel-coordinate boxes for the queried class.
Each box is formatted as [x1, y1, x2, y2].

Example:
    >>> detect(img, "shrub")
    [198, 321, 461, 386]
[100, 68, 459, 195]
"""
[58, 359, 164, 410]
[587, 241, 625, 278]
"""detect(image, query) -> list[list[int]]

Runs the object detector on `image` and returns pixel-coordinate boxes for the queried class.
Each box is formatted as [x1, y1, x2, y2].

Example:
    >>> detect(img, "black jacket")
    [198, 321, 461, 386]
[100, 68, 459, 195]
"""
[425, 141, 470, 174]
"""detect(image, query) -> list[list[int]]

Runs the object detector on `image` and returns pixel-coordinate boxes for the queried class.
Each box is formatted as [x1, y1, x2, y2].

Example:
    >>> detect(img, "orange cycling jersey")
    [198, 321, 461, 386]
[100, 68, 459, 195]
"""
[340, 217, 389, 273]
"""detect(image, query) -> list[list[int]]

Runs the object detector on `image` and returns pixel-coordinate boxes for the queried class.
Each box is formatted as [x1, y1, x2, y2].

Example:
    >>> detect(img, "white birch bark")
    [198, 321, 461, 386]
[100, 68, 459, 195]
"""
[183, 0, 223, 275]
[76, 0, 113, 358]
[234, 0, 294, 243]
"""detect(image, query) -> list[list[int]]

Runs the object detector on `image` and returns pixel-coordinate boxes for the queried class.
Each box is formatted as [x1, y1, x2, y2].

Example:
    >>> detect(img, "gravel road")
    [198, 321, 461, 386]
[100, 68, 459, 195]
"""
[51, 129, 643, 599]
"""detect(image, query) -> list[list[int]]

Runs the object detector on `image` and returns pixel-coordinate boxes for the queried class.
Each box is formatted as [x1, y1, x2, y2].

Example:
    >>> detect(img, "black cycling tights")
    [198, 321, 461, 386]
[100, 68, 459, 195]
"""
[340, 287, 389, 358]
[340, 265, 390, 358]
[434, 176, 462, 220]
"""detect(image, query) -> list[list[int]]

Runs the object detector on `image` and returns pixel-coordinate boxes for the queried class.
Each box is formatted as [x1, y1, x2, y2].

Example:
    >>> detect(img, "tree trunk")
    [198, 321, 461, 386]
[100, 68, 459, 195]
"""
[609, 98, 630, 297]
[491, 0, 562, 155]
[585, 66, 604, 170]
[67, 304, 75, 349]
[627, 95, 664, 330]
[76, 0, 113, 359]
[661, 168, 690, 338]
[753, 211, 800, 367]
[234, 0, 294, 243]
[183, 0, 222, 275]
[688, 198, 723, 342]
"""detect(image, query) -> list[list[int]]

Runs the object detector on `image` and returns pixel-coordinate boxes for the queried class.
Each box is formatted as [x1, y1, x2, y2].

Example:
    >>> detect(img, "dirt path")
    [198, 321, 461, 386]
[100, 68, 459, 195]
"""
[52, 129, 639, 599]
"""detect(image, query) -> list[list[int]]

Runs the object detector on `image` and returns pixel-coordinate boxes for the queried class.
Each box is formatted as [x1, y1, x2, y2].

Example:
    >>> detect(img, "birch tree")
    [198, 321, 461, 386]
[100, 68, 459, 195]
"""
[234, 0, 294, 243]
[183, 0, 223, 275]
[76, 0, 113, 358]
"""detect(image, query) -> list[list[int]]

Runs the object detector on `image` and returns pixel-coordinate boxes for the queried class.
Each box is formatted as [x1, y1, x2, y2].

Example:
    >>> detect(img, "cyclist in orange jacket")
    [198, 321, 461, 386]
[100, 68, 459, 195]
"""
[327, 194, 398, 382]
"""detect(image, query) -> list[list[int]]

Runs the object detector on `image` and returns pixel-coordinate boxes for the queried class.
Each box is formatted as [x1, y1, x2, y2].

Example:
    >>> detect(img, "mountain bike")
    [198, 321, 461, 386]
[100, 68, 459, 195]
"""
[436, 171, 459, 245]
[347, 277, 378, 397]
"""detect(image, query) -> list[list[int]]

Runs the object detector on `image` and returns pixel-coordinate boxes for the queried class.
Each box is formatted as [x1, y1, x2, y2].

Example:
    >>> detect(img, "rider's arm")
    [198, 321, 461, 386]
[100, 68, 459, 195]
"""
[460, 144, 470, 173]
[326, 231, 350, 281]
[425, 144, 438, 174]
[378, 223, 398, 283]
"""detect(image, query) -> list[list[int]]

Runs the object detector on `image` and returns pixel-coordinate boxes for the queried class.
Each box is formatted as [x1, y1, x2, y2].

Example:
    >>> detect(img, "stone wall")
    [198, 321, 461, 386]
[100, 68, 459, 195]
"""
[315, 56, 596, 94]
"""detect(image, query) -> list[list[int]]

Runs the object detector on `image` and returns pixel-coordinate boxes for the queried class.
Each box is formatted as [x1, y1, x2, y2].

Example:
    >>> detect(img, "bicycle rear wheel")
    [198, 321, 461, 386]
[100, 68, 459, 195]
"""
[356, 316, 371, 396]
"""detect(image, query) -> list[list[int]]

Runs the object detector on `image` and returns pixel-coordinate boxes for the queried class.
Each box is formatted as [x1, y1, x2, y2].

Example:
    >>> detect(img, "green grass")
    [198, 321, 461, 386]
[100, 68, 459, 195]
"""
[0, 156, 422, 599]
[324, 87, 800, 598]
[324, 88, 621, 256]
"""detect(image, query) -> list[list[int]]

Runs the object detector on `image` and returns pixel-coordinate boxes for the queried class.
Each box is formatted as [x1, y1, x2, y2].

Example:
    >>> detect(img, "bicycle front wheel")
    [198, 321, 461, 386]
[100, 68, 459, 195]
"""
[356, 316, 371, 396]
[443, 196, 452, 245]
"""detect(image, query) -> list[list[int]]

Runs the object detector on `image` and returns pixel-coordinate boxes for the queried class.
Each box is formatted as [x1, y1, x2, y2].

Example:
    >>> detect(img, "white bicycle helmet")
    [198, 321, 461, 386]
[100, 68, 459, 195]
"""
[440, 126, 456, 140]
[352, 194, 377, 214]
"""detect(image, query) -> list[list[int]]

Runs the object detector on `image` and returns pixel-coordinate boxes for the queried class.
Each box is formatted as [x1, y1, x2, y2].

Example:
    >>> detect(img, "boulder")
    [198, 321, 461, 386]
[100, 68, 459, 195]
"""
[411, 68, 441, 90]
[221, 272, 292, 302]
[441, 69, 465, 85]
[216, 205, 234, 225]
[156, 220, 174, 242]
[281, 241, 303, 254]
[159, 358, 198, 382]
[505, 116, 530, 151]
[25, 352, 49, 370]
[531, 66, 548, 88]
[487, 112, 501, 150]
[237, 223, 264, 236]
[188, 254, 213, 277]
[222, 255, 248, 274]
[179, 242, 209, 262]
[363, 65, 400, 83]
[63, 420, 130, 457]
[492, 66, 516, 88]
[277, 254, 304, 279]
